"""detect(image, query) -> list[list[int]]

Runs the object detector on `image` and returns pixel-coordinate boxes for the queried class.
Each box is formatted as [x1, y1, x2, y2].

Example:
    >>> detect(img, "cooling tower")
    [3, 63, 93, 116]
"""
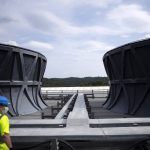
[0, 44, 47, 116]
[103, 39, 150, 116]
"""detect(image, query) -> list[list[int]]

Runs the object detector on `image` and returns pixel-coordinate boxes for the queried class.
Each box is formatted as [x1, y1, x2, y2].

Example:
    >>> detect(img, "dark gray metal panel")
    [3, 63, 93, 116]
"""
[0, 44, 47, 116]
[103, 38, 150, 117]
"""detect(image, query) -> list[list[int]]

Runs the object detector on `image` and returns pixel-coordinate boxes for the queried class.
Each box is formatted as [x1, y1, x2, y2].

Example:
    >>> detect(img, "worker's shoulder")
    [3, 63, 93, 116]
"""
[0, 114, 9, 122]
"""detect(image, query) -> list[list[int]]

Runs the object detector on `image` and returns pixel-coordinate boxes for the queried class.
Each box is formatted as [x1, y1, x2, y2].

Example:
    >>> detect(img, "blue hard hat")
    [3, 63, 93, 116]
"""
[0, 96, 10, 106]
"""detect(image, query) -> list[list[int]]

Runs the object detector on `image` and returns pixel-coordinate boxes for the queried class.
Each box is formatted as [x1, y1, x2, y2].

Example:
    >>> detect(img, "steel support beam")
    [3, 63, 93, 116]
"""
[55, 94, 76, 119]
[89, 118, 150, 125]
[10, 119, 66, 128]
[89, 118, 150, 127]
[66, 93, 89, 127]
[10, 126, 150, 143]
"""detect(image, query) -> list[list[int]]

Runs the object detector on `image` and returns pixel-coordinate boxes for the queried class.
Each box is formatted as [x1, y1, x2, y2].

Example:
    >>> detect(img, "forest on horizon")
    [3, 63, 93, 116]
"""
[42, 77, 109, 87]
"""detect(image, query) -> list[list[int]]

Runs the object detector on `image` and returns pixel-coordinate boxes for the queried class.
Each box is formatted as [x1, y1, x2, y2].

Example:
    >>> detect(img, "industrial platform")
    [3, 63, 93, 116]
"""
[10, 88, 150, 150]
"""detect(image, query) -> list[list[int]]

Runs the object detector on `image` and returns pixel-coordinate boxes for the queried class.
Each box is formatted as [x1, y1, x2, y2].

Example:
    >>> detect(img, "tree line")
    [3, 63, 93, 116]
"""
[42, 77, 109, 87]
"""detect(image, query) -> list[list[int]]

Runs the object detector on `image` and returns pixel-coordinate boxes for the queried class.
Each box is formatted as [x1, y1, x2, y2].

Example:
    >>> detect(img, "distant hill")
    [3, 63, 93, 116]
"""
[42, 77, 109, 87]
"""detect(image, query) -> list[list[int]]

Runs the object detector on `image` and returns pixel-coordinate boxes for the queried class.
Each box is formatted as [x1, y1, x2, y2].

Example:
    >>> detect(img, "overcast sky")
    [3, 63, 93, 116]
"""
[0, 0, 150, 78]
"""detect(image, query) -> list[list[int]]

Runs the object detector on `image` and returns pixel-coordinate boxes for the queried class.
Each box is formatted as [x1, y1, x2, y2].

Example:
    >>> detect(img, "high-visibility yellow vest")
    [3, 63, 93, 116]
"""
[0, 113, 10, 150]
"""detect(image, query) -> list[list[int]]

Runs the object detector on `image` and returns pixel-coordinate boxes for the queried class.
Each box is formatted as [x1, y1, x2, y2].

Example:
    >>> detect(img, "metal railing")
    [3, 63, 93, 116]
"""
[41, 87, 109, 99]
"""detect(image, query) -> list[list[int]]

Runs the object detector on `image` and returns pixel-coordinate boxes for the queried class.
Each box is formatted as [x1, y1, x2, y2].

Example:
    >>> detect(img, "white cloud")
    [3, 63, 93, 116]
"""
[57, 0, 122, 8]
[107, 4, 150, 34]
[26, 10, 117, 39]
[80, 0, 122, 8]
[23, 41, 54, 55]
[120, 34, 130, 38]
[0, 0, 122, 39]
[5, 40, 18, 46]
[76, 40, 114, 54]
[144, 34, 150, 38]
[24, 40, 53, 49]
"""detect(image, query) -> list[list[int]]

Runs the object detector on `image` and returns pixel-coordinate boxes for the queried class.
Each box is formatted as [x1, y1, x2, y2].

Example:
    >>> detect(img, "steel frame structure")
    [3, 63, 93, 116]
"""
[11, 93, 150, 149]
[0, 44, 47, 116]
[103, 38, 150, 116]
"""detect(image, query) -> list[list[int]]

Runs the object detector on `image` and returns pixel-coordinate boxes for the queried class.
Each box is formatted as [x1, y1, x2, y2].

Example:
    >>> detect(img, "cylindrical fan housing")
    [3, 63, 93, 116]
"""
[0, 44, 47, 116]
[103, 38, 150, 117]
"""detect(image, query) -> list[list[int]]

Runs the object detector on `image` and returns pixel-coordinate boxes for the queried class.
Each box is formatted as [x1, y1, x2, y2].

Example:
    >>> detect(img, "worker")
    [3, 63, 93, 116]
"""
[0, 96, 12, 150]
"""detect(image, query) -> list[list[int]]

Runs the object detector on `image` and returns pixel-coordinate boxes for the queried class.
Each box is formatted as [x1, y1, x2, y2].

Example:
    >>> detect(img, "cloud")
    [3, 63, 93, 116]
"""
[0, 0, 122, 40]
[0, 17, 15, 24]
[5, 40, 18, 46]
[144, 34, 150, 38]
[0, 10, 32, 41]
[76, 40, 114, 54]
[80, 0, 122, 8]
[26, 10, 117, 39]
[23, 41, 54, 55]
[24, 40, 53, 49]
[57, 0, 122, 8]
[107, 4, 150, 34]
